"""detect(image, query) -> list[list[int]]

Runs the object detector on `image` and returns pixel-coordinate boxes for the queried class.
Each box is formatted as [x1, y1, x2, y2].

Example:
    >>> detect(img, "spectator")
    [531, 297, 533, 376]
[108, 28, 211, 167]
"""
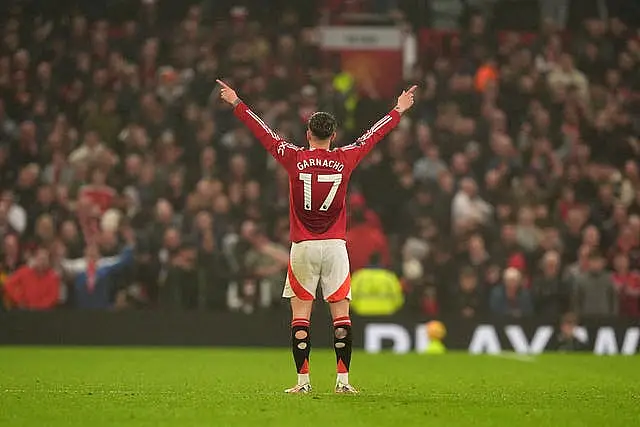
[573, 251, 618, 317]
[60, 227, 135, 309]
[619, 160, 639, 206]
[420, 283, 439, 317]
[68, 131, 110, 167]
[402, 186, 438, 233]
[561, 208, 587, 264]
[351, 254, 404, 316]
[547, 53, 589, 103]
[0, 3, 638, 320]
[347, 193, 383, 231]
[3, 248, 59, 310]
[515, 206, 541, 252]
[531, 225, 563, 266]
[451, 177, 493, 228]
[413, 144, 448, 183]
[83, 95, 123, 147]
[490, 267, 533, 317]
[492, 223, 527, 270]
[554, 312, 587, 352]
[236, 276, 260, 315]
[158, 241, 198, 310]
[531, 250, 567, 317]
[455, 267, 485, 318]
[1, 231, 23, 268]
[59, 220, 84, 259]
[581, 225, 601, 253]
[33, 214, 56, 248]
[611, 252, 640, 318]
[564, 244, 591, 286]
[1, 190, 27, 236]
[347, 199, 390, 273]
[1, 233, 24, 306]
[457, 234, 491, 279]
[242, 226, 288, 307]
[78, 168, 116, 214]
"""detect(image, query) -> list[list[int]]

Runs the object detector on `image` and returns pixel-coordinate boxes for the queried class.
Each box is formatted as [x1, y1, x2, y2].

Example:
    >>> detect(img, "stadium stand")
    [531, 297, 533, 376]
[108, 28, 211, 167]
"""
[0, 0, 639, 319]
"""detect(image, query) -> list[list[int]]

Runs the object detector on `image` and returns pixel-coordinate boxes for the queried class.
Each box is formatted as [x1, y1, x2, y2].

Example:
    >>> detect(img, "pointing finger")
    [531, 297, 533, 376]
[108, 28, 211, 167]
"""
[216, 79, 230, 89]
[406, 85, 418, 94]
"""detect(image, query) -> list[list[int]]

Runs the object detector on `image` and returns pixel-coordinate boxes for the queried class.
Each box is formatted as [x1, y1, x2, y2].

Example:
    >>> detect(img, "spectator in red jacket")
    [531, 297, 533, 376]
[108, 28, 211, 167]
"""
[3, 248, 59, 310]
[611, 252, 640, 318]
[347, 204, 390, 273]
[348, 193, 382, 231]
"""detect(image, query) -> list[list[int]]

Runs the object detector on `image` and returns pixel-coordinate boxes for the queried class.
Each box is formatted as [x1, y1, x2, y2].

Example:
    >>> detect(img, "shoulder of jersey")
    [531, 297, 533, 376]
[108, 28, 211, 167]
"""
[337, 142, 361, 152]
[276, 140, 304, 156]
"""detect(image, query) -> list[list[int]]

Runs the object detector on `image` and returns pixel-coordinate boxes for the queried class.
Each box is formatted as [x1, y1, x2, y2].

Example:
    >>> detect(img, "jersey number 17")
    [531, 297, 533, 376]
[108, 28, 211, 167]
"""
[299, 173, 342, 212]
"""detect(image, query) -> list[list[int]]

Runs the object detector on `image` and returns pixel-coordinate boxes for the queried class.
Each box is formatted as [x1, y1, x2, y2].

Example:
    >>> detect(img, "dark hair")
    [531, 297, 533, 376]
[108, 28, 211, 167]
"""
[308, 112, 337, 139]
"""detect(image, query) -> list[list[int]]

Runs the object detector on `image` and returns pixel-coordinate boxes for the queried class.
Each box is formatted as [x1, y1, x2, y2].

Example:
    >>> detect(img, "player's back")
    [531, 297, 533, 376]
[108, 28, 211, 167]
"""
[287, 148, 354, 243]
[231, 100, 401, 243]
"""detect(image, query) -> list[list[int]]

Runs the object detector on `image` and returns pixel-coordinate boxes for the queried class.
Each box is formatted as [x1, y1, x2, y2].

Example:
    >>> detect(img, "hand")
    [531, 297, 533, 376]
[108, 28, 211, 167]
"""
[394, 85, 418, 114]
[216, 79, 240, 106]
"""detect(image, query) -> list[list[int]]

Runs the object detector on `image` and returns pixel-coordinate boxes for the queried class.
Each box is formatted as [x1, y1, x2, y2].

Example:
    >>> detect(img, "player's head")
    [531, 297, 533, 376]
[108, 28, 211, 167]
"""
[307, 112, 337, 146]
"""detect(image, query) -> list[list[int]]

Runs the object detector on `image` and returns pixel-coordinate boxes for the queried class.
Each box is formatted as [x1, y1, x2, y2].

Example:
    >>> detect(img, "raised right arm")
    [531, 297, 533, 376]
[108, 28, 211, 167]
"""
[217, 79, 300, 167]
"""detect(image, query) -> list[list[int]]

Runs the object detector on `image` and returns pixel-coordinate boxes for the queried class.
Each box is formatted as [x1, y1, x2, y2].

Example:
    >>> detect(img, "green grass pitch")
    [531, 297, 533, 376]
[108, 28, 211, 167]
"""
[1, 348, 639, 427]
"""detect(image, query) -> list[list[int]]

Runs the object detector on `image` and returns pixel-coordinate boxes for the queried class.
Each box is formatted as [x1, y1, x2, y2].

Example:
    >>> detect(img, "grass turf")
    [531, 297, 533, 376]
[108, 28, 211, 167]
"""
[0, 348, 639, 427]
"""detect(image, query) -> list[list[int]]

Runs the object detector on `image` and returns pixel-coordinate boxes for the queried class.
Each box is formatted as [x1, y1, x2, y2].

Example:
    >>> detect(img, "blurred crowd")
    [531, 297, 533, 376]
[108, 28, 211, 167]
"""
[0, 1, 639, 319]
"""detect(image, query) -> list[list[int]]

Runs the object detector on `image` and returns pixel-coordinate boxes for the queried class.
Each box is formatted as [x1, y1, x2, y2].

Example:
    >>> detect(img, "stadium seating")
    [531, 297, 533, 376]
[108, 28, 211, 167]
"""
[0, 0, 638, 319]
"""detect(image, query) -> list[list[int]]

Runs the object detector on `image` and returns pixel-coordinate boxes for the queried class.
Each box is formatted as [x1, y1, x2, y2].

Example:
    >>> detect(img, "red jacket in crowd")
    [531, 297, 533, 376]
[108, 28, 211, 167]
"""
[612, 272, 640, 318]
[348, 193, 383, 230]
[346, 193, 390, 272]
[3, 265, 60, 310]
[78, 184, 116, 214]
[347, 223, 390, 273]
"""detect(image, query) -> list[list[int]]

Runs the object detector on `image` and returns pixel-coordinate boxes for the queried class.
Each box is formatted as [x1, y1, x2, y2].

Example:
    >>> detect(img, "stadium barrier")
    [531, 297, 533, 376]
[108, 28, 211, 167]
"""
[0, 310, 637, 355]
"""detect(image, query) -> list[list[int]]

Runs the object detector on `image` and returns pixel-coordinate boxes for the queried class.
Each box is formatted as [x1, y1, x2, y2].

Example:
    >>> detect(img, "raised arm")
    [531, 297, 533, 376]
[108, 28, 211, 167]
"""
[217, 79, 300, 167]
[99, 246, 134, 276]
[341, 85, 417, 165]
[60, 257, 88, 277]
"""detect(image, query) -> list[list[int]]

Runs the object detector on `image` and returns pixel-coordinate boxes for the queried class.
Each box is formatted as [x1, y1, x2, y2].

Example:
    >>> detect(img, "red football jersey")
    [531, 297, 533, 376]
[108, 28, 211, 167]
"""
[234, 102, 400, 243]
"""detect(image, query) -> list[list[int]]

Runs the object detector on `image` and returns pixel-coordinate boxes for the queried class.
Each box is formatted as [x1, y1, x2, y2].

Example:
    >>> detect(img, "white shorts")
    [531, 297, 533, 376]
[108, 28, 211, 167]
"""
[283, 239, 351, 302]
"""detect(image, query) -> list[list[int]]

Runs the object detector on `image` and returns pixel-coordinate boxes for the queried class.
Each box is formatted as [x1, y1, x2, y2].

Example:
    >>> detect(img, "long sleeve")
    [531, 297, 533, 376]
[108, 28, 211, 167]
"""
[233, 102, 301, 169]
[340, 110, 401, 167]
[100, 246, 134, 276]
[3, 267, 26, 306]
[60, 258, 87, 277]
